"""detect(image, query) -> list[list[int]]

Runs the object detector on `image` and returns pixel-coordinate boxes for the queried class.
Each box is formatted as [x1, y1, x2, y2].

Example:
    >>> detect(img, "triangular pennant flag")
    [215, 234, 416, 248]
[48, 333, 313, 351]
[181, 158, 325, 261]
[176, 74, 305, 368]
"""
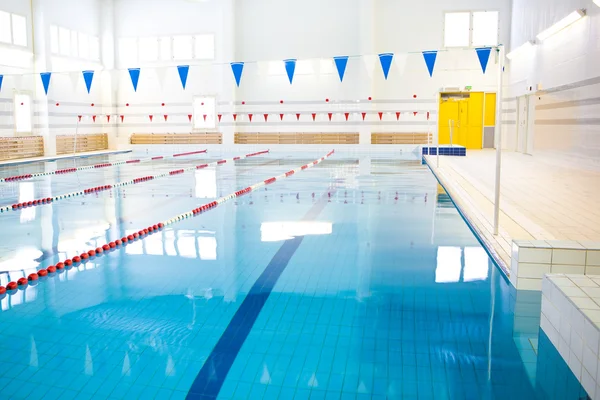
[378, 53, 394, 80]
[188, 114, 192, 122]
[475, 48, 492, 74]
[12, 74, 23, 91]
[120, 115, 124, 123]
[233, 114, 237, 121]
[328, 113, 333, 121]
[149, 115, 153, 122]
[344, 112, 349, 121]
[0, 75, 3, 93]
[284, 59, 296, 84]
[92, 115, 97, 123]
[106, 115, 111, 123]
[155, 67, 168, 90]
[422, 51, 438, 77]
[248, 114, 253, 122]
[78, 115, 82, 122]
[82, 70, 94, 94]
[427, 112, 430, 120]
[256, 61, 269, 76]
[164, 115, 168, 122]
[128, 68, 141, 91]
[111, 69, 121, 92]
[394, 53, 408, 77]
[296, 113, 300, 121]
[177, 65, 189, 89]
[40, 72, 52, 95]
[413, 112, 418, 116]
[280, 114, 284, 121]
[396, 112, 401, 120]
[264, 114, 269, 122]
[218, 114, 222, 122]
[333, 56, 349, 82]
[311, 113, 316, 121]
[203, 114, 207, 122]
[362, 112, 366, 121]
[230, 62, 244, 87]
[378, 112, 383, 120]
[363, 55, 377, 80]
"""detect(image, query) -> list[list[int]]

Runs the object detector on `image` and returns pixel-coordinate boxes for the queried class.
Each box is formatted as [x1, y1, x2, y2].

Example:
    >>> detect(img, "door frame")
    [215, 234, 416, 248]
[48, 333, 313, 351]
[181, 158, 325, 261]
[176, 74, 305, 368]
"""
[516, 95, 529, 153]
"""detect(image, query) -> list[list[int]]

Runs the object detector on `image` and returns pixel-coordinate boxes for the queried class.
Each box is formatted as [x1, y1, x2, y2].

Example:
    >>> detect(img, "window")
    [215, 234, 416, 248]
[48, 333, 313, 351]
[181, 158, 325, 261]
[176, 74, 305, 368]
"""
[14, 93, 32, 133]
[473, 11, 499, 46]
[70, 30, 79, 58]
[193, 96, 216, 130]
[78, 32, 89, 59]
[0, 11, 10, 44]
[119, 38, 138, 67]
[159, 37, 171, 60]
[58, 27, 70, 56]
[194, 34, 214, 59]
[50, 25, 59, 53]
[89, 36, 100, 60]
[444, 12, 470, 47]
[11, 14, 27, 46]
[444, 11, 499, 47]
[173, 36, 193, 60]
[139, 37, 158, 62]
[0, 11, 27, 47]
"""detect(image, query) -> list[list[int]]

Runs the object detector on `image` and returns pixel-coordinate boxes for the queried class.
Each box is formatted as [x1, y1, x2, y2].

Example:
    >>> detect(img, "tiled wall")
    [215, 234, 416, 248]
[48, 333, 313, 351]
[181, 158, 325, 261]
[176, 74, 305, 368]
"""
[540, 274, 600, 399]
[422, 146, 466, 156]
[510, 240, 600, 290]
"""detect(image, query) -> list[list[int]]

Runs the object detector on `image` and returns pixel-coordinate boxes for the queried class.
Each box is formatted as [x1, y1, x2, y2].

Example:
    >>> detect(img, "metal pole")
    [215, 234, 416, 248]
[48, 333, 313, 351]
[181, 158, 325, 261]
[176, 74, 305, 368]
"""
[493, 46, 504, 236]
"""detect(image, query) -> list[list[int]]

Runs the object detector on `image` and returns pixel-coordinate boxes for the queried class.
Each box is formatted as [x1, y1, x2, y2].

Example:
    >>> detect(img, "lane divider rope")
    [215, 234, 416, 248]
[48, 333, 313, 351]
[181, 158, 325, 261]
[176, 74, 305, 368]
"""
[0, 150, 270, 213]
[0, 150, 334, 296]
[0, 149, 208, 183]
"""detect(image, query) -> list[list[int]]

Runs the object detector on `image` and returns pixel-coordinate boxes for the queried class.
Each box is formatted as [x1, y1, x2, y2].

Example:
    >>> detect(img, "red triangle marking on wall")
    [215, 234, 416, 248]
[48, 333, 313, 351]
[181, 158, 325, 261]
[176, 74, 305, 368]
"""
[188, 114, 192, 122]
[344, 112, 349, 121]
[92, 115, 97, 123]
[218, 114, 222, 122]
[296, 113, 300, 121]
[328, 113, 332, 121]
[203, 114, 207, 122]
[264, 114, 269, 122]
[120, 115, 124, 123]
[248, 114, 253, 122]
[378, 112, 383, 121]
[233, 114, 237, 121]
[164, 115, 168, 122]
[149, 115, 153, 122]
[107, 115, 111, 123]
[312, 113, 316, 121]
[361, 112, 366, 121]
[396, 112, 401, 120]
[280, 114, 284, 121]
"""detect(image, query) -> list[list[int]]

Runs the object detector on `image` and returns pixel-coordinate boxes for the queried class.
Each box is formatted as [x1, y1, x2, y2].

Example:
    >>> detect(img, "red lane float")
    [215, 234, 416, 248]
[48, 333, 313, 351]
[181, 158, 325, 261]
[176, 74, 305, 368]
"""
[1, 150, 269, 213]
[0, 150, 208, 183]
[0, 150, 333, 294]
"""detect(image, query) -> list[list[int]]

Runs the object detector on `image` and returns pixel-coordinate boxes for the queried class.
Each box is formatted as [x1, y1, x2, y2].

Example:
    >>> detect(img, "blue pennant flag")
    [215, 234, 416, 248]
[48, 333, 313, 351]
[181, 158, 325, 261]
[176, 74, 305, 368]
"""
[333, 56, 349, 82]
[82, 70, 94, 94]
[128, 68, 141, 92]
[0, 75, 3, 93]
[422, 51, 438, 77]
[475, 47, 492, 74]
[378, 53, 394, 80]
[40, 72, 52, 95]
[177, 65, 189, 90]
[230, 62, 244, 87]
[284, 59, 296, 84]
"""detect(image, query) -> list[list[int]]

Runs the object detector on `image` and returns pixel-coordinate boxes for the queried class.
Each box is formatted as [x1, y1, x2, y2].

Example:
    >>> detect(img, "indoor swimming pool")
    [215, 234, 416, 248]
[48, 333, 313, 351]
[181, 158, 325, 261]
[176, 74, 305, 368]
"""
[0, 149, 589, 399]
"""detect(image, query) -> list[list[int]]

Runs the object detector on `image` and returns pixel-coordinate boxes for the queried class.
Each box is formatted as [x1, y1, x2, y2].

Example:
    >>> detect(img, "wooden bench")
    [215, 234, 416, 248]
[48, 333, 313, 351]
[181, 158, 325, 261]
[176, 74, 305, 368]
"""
[371, 132, 432, 145]
[235, 132, 359, 145]
[56, 133, 108, 155]
[0, 136, 44, 161]
[130, 133, 222, 145]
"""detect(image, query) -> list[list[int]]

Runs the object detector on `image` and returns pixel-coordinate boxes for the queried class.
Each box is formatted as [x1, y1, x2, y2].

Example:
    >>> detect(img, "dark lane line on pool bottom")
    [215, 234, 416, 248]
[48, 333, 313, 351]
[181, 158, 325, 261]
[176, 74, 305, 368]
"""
[185, 188, 334, 400]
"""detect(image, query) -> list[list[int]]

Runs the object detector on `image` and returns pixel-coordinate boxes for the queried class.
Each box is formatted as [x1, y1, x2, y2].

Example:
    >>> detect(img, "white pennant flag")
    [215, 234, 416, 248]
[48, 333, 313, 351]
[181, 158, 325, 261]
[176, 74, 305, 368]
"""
[363, 55, 377, 80]
[155, 67, 168, 90]
[394, 53, 409, 77]
[111, 69, 121, 92]
[257, 61, 270, 76]
[12, 74, 24, 91]
[70, 71, 80, 93]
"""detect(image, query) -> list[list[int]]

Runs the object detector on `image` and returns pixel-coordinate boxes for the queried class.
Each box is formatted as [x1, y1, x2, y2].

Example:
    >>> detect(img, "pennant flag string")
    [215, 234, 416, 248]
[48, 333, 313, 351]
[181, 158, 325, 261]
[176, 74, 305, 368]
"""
[230, 62, 244, 87]
[40, 72, 52, 95]
[82, 70, 94, 94]
[475, 48, 492, 74]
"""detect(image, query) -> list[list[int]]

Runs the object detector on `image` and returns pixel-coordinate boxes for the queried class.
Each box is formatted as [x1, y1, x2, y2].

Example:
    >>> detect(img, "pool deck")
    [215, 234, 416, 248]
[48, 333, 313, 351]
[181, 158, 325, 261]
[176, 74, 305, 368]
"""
[0, 149, 132, 167]
[425, 150, 600, 277]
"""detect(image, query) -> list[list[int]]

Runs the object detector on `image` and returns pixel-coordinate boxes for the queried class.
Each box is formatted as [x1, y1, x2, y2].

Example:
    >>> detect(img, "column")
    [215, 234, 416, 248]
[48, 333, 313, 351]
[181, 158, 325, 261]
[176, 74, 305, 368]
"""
[30, 0, 54, 156]
[219, 0, 236, 146]
[99, 0, 120, 149]
[358, 0, 376, 146]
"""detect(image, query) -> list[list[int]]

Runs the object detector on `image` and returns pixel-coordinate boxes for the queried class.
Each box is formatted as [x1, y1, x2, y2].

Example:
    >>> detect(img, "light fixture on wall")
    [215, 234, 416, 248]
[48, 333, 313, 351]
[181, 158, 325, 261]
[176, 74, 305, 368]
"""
[536, 9, 586, 41]
[506, 40, 535, 60]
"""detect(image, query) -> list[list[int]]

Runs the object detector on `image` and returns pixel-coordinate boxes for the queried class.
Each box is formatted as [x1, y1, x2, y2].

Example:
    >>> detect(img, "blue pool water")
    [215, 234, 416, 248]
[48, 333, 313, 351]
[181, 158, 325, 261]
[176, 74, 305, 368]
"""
[0, 148, 589, 399]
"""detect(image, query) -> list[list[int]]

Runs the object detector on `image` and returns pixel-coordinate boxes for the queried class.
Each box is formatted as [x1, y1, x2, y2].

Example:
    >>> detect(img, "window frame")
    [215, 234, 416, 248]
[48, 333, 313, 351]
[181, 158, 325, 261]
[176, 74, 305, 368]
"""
[443, 10, 500, 49]
[0, 11, 29, 48]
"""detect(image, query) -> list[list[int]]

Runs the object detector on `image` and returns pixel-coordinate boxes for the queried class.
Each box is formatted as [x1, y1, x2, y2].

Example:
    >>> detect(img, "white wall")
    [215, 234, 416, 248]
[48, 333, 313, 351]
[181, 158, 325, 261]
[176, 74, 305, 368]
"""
[506, 0, 600, 169]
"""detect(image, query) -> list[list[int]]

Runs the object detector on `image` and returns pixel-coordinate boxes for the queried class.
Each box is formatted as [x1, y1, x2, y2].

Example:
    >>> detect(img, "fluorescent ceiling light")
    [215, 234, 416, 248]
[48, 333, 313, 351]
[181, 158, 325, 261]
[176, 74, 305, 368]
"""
[506, 41, 535, 60]
[536, 9, 586, 41]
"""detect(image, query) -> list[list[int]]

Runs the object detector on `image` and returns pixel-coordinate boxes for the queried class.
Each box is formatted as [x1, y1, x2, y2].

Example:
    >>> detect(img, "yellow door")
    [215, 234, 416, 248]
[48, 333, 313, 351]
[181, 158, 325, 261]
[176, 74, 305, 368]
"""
[438, 100, 459, 145]
[456, 100, 468, 147]
[466, 92, 484, 149]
